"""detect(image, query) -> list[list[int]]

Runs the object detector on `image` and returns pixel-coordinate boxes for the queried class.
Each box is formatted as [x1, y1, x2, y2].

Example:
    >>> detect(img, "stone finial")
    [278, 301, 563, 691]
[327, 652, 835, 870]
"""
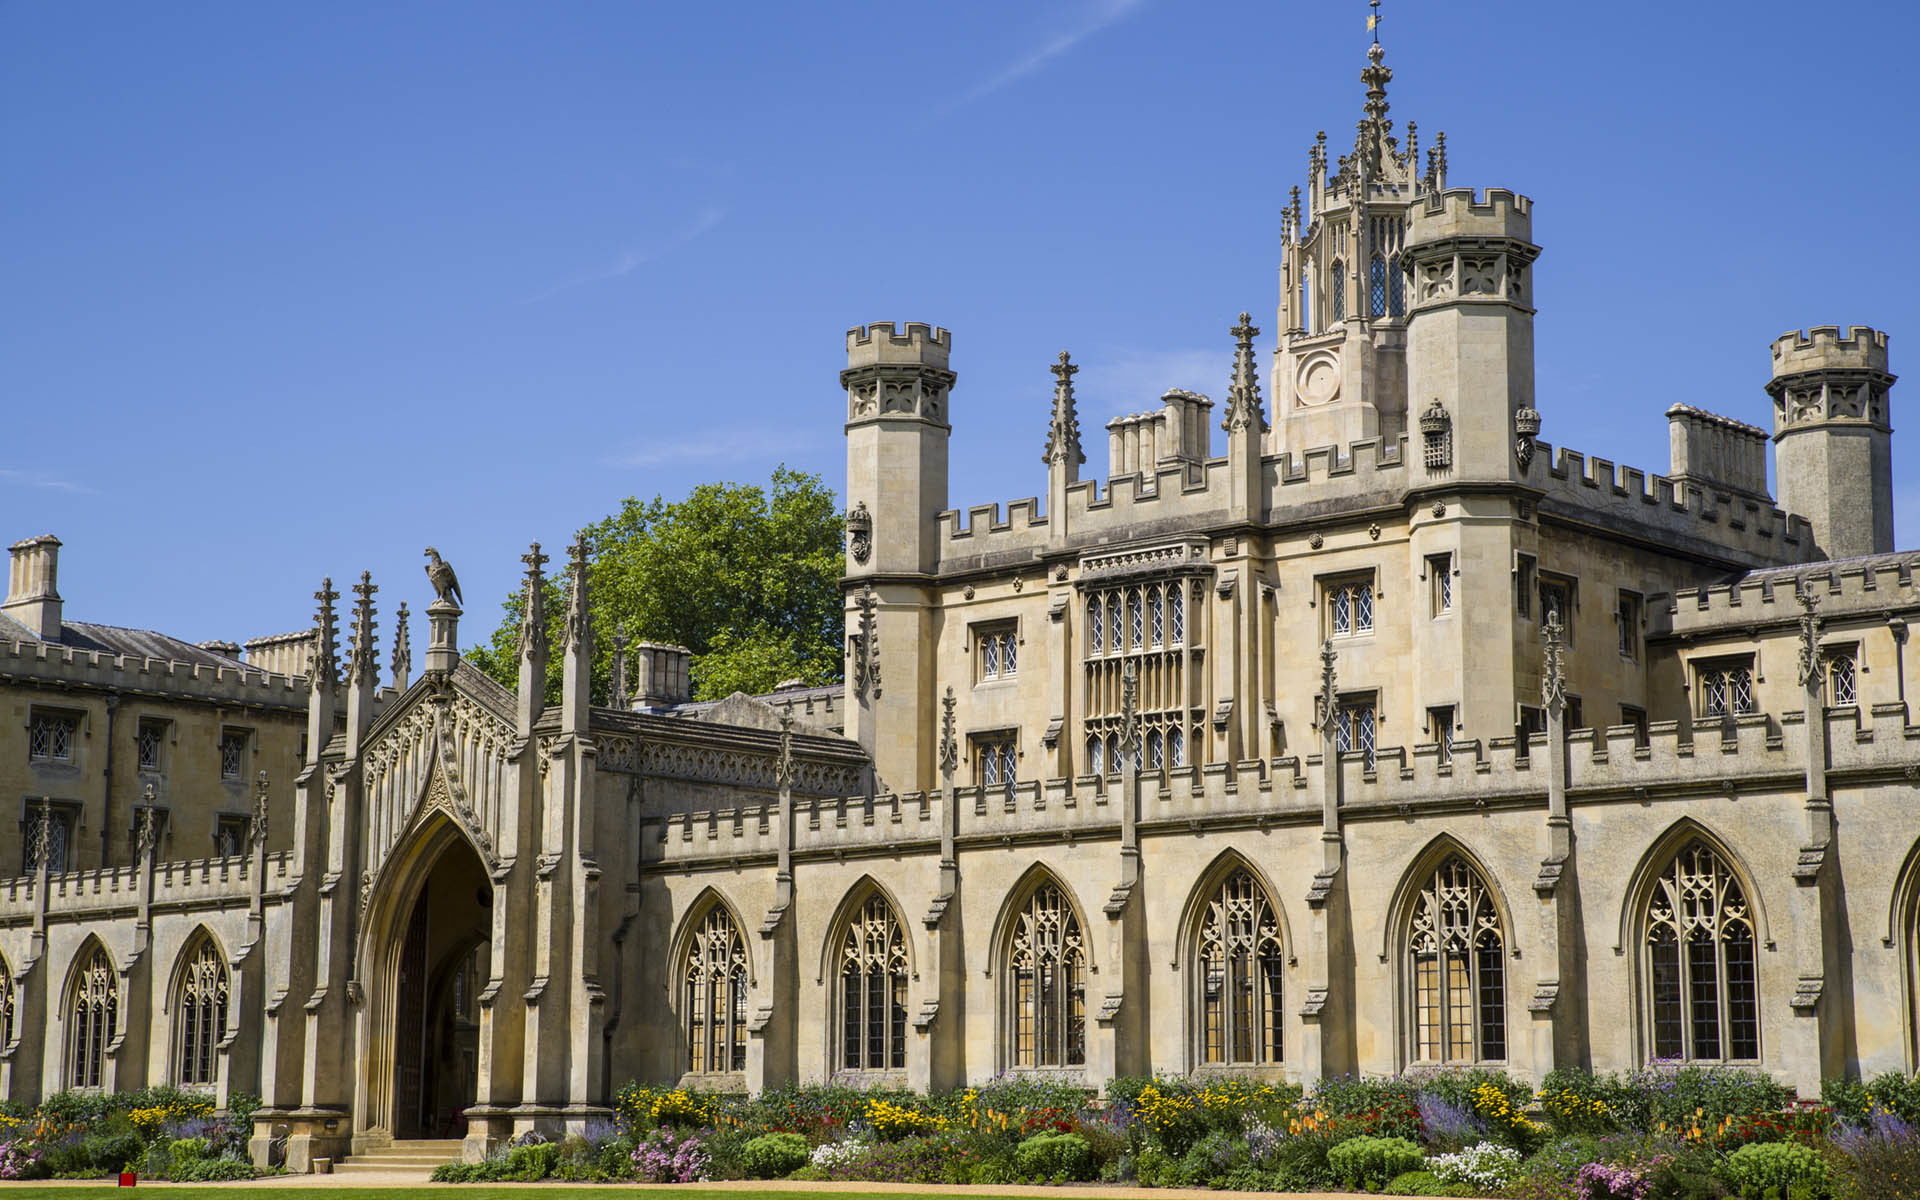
[609, 624, 631, 709]
[30, 799, 53, 871]
[850, 583, 882, 702]
[563, 534, 592, 654]
[1119, 661, 1140, 761]
[519, 542, 550, 660]
[775, 713, 795, 794]
[251, 770, 270, 849]
[1315, 640, 1338, 733]
[1222, 313, 1268, 433]
[348, 571, 379, 688]
[938, 686, 958, 780]
[135, 789, 157, 861]
[390, 601, 412, 690]
[1797, 588, 1824, 690]
[1042, 351, 1086, 472]
[1542, 614, 1567, 713]
[312, 578, 341, 689]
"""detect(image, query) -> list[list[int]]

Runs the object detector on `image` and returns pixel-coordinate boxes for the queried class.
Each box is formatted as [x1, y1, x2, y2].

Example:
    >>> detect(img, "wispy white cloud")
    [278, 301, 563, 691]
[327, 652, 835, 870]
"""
[529, 204, 727, 302]
[941, 0, 1148, 113]
[1076, 346, 1224, 417]
[604, 428, 826, 470]
[0, 467, 91, 494]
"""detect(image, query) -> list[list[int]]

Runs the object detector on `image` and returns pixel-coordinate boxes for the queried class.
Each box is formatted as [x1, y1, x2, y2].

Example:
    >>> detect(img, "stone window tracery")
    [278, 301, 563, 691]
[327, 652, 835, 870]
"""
[0, 956, 14, 1047]
[1695, 660, 1755, 719]
[1334, 695, 1377, 770]
[976, 625, 1017, 683]
[1643, 842, 1759, 1062]
[976, 736, 1017, 789]
[218, 729, 248, 780]
[174, 935, 229, 1089]
[1006, 882, 1086, 1069]
[683, 905, 747, 1075]
[1082, 576, 1198, 776]
[136, 720, 166, 772]
[1197, 869, 1284, 1066]
[838, 893, 907, 1074]
[1327, 577, 1374, 638]
[1408, 856, 1505, 1064]
[28, 711, 75, 762]
[1827, 649, 1857, 707]
[68, 944, 117, 1090]
[22, 802, 74, 874]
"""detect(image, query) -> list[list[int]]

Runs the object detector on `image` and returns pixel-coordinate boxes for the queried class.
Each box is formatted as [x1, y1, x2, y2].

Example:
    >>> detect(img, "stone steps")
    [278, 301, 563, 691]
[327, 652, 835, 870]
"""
[329, 1138, 462, 1175]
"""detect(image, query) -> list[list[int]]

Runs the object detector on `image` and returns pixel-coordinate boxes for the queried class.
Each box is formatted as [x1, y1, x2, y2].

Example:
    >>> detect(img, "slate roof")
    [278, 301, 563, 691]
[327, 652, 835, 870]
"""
[0, 611, 253, 671]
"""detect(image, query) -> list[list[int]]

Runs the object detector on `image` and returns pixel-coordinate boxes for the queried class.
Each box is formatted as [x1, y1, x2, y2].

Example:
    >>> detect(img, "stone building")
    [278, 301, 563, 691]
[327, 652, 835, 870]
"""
[0, 28, 1915, 1174]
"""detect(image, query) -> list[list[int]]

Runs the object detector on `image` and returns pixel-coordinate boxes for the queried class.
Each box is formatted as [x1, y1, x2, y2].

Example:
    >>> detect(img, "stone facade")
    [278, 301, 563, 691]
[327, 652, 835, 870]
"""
[0, 31, 1915, 1175]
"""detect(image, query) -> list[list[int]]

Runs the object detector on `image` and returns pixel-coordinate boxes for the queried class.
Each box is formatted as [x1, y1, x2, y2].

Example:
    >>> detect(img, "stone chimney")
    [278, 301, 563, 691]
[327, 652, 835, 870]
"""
[3, 535, 63, 640]
[632, 642, 692, 709]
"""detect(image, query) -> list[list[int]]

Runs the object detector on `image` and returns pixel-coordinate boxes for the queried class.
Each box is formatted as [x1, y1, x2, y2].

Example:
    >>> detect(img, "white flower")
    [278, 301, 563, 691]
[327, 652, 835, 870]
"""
[1429, 1141, 1523, 1188]
[809, 1138, 865, 1168]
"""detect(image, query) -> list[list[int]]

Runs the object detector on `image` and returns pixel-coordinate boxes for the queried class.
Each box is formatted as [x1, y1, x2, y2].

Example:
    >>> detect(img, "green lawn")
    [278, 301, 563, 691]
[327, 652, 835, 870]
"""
[0, 1192, 1039, 1200]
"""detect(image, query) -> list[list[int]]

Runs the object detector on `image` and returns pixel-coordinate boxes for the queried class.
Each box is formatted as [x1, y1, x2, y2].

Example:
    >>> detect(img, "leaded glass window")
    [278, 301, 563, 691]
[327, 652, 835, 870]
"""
[68, 945, 117, 1089]
[219, 730, 247, 780]
[1697, 662, 1756, 718]
[1328, 579, 1374, 637]
[1086, 735, 1104, 777]
[1644, 842, 1759, 1061]
[1169, 587, 1184, 645]
[1105, 734, 1120, 776]
[978, 739, 1016, 788]
[1388, 252, 1405, 317]
[1199, 869, 1284, 1065]
[1409, 856, 1505, 1063]
[684, 905, 748, 1074]
[1007, 883, 1086, 1068]
[174, 936, 229, 1088]
[28, 712, 75, 762]
[1109, 598, 1123, 653]
[1369, 254, 1388, 317]
[1087, 597, 1103, 654]
[0, 957, 14, 1047]
[1149, 589, 1164, 647]
[1829, 653, 1856, 706]
[1128, 588, 1143, 649]
[838, 894, 908, 1073]
[1168, 727, 1185, 768]
[1335, 700, 1377, 770]
[136, 721, 166, 771]
[1330, 260, 1345, 321]
[1147, 730, 1163, 770]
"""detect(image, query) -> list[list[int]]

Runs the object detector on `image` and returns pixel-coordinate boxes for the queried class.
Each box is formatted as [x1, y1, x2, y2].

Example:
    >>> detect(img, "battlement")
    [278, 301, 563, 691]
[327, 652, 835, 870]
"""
[0, 635, 310, 709]
[1652, 551, 1920, 637]
[1409, 187, 1533, 242]
[0, 850, 293, 919]
[645, 704, 1916, 867]
[845, 321, 952, 368]
[1770, 326, 1892, 379]
[1535, 440, 1809, 567]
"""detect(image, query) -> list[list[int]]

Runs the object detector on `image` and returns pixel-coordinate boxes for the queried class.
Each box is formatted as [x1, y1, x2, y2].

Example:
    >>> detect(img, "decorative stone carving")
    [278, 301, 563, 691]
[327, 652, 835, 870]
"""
[1308, 533, 1324, 549]
[850, 583, 881, 702]
[1420, 259, 1453, 300]
[845, 502, 872, 565]
[1295, 353, 1341, 408]
[1514, 407, 1541, 472]
[422, 547, 463, 607]
[1461, 257, 1499, 295]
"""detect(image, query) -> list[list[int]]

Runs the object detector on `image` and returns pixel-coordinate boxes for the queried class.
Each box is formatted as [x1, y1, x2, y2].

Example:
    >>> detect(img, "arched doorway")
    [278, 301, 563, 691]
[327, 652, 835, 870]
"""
[387, 834, 491, 1140]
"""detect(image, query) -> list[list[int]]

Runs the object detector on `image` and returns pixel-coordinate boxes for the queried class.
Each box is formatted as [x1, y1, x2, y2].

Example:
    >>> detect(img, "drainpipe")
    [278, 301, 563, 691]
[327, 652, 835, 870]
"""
[601, 912, 637, 1107]
[99, 693, 120, 867]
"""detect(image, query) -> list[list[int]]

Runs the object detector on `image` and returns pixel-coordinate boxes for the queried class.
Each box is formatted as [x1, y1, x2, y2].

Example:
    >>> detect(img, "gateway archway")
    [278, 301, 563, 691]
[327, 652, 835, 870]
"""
[361, 819, 493, 1144]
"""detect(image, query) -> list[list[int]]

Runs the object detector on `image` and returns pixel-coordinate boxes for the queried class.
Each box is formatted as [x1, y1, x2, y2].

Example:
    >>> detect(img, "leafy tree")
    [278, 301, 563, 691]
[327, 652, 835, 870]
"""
[467, 466, 844, 704]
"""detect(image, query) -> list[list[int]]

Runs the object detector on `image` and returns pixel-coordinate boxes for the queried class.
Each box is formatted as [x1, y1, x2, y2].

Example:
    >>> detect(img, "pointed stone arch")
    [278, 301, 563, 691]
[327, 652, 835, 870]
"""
[668, 886, 758, 991]
[669, 887, 754, 1079]
[167, 926, 230, 1089]
[984, 861, 1097, 980]
[0, 947, 15, 1053]
[987, 862, 1093, 1073]
[60, 935, 119, 1090]
[1170, 848, 1294, 970]
[1381, 834, 1516, 1068]
[1884, 836, 1920, 1071]
[1613, 817, 1771, 955]
[815, 875, 915, 985]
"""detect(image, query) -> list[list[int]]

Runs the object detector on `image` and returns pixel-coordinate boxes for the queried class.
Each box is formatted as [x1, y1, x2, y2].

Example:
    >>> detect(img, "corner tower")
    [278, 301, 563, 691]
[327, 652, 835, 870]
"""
[842, 322, 953, 791]
[1767, 326, 1897, 559]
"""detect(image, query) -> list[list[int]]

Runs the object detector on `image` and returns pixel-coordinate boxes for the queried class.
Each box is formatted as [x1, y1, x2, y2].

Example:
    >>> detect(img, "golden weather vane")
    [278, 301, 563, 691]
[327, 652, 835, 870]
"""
[1368, 0, 1382, 43]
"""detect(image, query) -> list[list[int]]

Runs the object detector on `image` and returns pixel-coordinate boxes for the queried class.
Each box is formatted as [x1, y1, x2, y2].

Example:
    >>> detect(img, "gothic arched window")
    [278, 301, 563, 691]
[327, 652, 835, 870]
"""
[1086, 735, 1104, 776]
[1086, 597, 1103, 655]
[1168, 726, 1186, 768]
[1330, 260, 1346, 321]
[1300, 266, 1313, 335]
[174, 935, 229, 1088]
[1369, 253, 1388, 318]
[1105, 733, 1120, 776]
[1148, 589, 1164, 647]
[0, 955, 14, 1047]
[68, 944, 117, 1089]
[838, 893, 908, 1074]
[1147, 730, 1164, 770]
[1388, 252, 1405, 317]
[684, 904, 747, 1074]
[1643, 842, 1759, 1062]
[1127, 588, 1144, 649]
[1408, 856, 1506, 1064]
[1198, 868, 1284, 1065]
[1006, 881, 1086, 1068]
[1169, 586, 1185, 645]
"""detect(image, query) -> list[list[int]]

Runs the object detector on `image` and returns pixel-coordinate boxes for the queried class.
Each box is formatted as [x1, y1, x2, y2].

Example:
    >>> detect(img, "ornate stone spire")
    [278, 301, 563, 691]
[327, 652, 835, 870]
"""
[312, 577, 340, 688]
[1222, 313, 1268, 433]
[348, 571, 379, 688]
[1042, 351, 1085, 472]
[390, 601, 411, 690]
[562, 533, 592, 654]
[518, 542, 550, 659]
[1542, 613, 1568, 714]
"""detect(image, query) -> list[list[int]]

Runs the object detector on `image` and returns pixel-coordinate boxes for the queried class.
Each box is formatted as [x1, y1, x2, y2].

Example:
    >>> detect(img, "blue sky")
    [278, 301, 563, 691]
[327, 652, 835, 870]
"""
[4, 1, 1916, 649]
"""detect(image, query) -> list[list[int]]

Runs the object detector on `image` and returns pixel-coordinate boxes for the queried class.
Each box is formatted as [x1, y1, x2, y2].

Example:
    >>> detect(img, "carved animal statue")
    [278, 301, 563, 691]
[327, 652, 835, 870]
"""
[423, 547, 463, 607]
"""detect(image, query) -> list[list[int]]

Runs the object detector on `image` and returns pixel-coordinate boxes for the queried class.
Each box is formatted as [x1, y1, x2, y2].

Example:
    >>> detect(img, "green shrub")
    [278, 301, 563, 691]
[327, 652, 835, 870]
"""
[431, 1161, 489, 1182]
[787, 1164, 829, 1181]
[1720, 1141, 1830, 1199]
[1385, 1167, 1475, 1196]
[170, 1157, 254, 1182]
[1013, 1131, 1094, 1182]
[497, 1142, 559, 1181]
[739, 1132, 810, 1180]
[1327, 1134, 1425, 1190]
[1826, 1073, 1920, 1125]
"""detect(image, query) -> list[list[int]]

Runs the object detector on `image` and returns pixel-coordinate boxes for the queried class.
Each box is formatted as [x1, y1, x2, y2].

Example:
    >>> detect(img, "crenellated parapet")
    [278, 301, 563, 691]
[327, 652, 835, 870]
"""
[1652, 551, 1920, 638]
[0, 636, 309, 708]
[842, 322, 955, 428]
[644, 703, 1916, 868]
[0, 850, 293, 919]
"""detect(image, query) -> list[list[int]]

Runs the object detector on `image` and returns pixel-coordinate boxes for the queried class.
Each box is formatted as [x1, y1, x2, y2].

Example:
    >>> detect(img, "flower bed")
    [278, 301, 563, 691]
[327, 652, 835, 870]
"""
[418, 1067, 1916, 1197]
[0, 1087, 258, 1180]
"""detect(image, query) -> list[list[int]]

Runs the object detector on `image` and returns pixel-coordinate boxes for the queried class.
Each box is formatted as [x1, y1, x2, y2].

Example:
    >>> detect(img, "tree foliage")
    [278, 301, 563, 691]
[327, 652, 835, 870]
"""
[467, 467, 844, 704]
